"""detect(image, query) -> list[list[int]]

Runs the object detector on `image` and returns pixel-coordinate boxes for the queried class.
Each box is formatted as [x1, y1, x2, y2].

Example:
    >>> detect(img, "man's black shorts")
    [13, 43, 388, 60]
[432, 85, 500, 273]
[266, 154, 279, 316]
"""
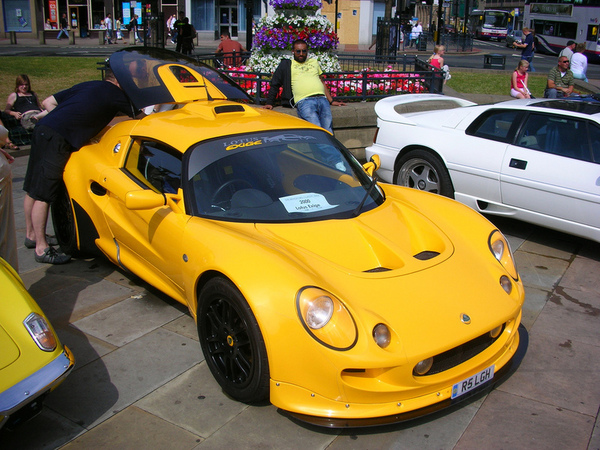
[23, 125, 75, 204]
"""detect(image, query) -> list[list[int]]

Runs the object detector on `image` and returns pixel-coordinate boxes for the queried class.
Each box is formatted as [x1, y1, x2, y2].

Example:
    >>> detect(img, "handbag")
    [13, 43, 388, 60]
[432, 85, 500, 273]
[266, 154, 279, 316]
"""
[20, 110, 41, 131]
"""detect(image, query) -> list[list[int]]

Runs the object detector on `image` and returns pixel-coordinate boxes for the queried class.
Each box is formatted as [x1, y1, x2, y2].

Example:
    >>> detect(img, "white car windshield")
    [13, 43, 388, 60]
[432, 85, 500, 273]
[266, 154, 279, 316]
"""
[184, 129, 384, 222]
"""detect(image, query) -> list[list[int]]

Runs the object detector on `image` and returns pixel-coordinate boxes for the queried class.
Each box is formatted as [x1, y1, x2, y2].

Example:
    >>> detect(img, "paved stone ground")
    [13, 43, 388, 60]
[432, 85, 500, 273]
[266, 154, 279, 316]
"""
[1, 156, 600, 448]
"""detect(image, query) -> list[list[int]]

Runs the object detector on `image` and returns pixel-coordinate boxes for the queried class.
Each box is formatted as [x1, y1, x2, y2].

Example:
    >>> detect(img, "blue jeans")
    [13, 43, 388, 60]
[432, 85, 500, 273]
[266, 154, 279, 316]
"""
[296, 96, 333, 133]
[57, 28, 69, 39]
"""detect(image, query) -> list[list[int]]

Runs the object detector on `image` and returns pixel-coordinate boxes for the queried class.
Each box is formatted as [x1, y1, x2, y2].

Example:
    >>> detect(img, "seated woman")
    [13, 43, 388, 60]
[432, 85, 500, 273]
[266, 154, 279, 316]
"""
[4, 74, 48, 132]
[510, 60, 531, 99]
[570, 43, 588, 82]
[3, 75, 48, 147]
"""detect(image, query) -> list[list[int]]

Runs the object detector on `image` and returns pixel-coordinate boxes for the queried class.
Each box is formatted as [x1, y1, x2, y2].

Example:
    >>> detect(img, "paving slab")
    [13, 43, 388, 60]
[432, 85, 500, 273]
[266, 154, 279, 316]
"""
[45, 328, 201, 429]
[455, 390, 594, 449]
[61, 406, 202, 449]
[54, 324, 118, 371]
[514, 250, 571, 292]
[72, 292, 184, 346]
[498, 321, 600, 416]
[559, 250, 600, 296]
[162, 314, 199, 341]
[136, 363, 252, 438]
[192, 403, 339, 449]
[538, 287, 600, 346]
[520, 286, 550, 330]
[328, 398, 485, 450]
[0, 408, 85, 450]
[32, 277, 138, 326]
[590, 413, 600, 450]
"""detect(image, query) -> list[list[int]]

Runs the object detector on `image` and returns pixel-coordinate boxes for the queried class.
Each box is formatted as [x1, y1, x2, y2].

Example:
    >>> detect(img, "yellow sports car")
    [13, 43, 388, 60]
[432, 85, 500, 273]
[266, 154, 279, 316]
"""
[0, 257, 75, 430]
[52, 48, 525, 426]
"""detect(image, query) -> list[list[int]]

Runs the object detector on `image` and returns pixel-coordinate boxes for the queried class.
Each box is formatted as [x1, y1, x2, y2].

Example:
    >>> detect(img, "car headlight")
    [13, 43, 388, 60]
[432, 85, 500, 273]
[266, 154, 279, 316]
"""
[24, 313, 57, 351]
[296, 287, 357, 350]
[489, 230, 518, 280]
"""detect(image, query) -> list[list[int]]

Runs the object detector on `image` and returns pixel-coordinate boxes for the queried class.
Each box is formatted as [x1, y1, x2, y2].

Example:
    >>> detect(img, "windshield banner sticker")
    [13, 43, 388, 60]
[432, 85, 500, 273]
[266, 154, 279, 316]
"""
[279, 193, 337, 214]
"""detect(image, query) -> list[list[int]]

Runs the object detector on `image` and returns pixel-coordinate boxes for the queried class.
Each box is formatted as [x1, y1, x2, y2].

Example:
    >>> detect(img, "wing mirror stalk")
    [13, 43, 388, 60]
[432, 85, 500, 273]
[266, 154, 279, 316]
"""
[363, 154, 380, 177]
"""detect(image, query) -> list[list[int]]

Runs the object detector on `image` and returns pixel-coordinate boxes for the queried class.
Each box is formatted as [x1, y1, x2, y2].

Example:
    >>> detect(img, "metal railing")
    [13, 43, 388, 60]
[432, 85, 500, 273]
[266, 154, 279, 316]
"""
[197, 53, 446, 104]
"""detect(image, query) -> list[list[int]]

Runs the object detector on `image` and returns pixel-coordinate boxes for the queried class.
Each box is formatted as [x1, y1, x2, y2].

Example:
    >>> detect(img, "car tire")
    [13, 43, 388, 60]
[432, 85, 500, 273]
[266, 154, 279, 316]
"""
[51, 183, 81, 256]
[394, 149, 455, 198]
[197, 277, 270, 403]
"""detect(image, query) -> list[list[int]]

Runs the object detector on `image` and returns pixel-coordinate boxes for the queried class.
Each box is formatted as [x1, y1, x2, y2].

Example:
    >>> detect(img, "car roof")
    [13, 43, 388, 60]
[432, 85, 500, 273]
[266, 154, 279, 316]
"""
[494, 98, 600, 119]
[108, 48, 252, 110]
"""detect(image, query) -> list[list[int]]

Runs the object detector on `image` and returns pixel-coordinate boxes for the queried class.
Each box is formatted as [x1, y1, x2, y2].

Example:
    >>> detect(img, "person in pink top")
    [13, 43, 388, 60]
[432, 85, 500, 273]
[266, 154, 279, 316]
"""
[427, 45, 445, 69]
[510, 59, 531, 99]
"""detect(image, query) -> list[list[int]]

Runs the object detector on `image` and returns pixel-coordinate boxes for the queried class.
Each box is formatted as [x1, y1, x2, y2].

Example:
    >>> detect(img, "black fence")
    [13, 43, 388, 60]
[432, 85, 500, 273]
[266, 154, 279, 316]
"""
[196, 52, 445, 105]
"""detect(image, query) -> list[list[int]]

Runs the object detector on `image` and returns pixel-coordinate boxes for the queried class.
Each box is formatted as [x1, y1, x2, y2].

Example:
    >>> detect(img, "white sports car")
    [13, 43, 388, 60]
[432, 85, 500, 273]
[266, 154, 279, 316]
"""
[366, 94, 600, 243]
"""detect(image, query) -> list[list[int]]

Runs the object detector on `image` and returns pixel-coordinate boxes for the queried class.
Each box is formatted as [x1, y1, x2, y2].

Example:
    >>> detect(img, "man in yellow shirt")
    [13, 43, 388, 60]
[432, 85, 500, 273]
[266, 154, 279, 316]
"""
[264, 39, 344, 133]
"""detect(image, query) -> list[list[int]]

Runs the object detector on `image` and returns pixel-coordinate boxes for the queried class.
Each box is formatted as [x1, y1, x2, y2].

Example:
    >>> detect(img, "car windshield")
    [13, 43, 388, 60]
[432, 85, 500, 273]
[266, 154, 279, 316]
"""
[184, 129, 384, 223]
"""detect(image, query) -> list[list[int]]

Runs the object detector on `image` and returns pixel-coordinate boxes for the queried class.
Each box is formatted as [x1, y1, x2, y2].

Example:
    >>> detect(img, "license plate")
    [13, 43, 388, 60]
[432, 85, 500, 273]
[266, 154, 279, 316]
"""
[451, 365, 495, 399]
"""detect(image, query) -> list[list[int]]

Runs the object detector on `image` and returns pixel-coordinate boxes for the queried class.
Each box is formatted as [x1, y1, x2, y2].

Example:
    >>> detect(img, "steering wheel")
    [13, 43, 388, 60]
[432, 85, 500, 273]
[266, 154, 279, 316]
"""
[211, 179, 253, 207]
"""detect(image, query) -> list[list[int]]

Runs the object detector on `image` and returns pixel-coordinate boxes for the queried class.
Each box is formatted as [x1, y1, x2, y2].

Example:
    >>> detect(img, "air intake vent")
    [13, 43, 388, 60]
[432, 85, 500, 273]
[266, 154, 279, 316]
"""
[414, 251, 440, 261]
[214, 105, 245, 114]
[364, 267, 392, 273]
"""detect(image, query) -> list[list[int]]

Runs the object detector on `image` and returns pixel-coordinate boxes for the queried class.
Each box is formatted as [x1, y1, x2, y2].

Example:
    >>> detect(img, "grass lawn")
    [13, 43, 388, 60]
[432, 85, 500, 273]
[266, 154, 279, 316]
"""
[0, 56, 551, 104]
[447, 70, 549, 99]
[0, 57, 101, 107]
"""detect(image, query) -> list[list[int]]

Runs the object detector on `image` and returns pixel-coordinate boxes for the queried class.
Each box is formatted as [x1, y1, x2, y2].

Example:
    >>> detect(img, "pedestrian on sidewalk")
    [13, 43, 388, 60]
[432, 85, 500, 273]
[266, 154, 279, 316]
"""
[22, 71, 135, 264]
[513, 27, 535, 72]
[174, 11, 185, 53]
[180, 17, 196, 55]
[56, 13, 69, 40]
[129, 15, 141, 43]
[116, 17, 123, 41]
[105, 13, 114, 44]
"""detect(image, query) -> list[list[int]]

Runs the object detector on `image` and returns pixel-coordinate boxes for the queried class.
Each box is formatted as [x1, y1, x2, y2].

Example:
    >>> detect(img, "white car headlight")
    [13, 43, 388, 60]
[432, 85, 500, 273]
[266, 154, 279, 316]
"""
[305, 295, 334, 329]
[489, 230, 518, 281]
[24, 313, 57, 351]
[296, 287, 357, 350]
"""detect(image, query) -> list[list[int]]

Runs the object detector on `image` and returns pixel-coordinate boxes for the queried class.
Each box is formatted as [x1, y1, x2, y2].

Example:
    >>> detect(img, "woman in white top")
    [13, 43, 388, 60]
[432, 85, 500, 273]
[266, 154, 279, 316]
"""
[570, 42, 588, 82]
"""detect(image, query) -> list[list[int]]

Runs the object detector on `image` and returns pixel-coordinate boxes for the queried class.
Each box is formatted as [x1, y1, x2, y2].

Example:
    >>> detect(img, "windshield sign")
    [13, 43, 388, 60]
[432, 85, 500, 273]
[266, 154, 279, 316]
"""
[184, 129, 383, 223]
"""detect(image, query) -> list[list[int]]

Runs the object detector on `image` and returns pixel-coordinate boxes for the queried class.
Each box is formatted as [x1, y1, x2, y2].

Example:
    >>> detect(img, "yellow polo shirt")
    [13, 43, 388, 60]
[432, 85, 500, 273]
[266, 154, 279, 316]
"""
[291, 58, 325, 103]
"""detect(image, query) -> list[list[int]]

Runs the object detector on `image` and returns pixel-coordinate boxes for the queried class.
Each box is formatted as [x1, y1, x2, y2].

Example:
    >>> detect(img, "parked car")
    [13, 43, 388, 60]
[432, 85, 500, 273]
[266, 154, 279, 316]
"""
[0, 257, 75, 430]
[506, 30, 523, 47]
[52, 48, 525, 427]
[444, 24, 457, 34]
[366, 94, 600, 243]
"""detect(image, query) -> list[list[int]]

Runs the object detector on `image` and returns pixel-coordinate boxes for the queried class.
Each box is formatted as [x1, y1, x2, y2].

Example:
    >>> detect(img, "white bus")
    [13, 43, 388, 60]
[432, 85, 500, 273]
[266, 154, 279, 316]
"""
[523, 0, 600, 61]
[469, 9, 511, 40]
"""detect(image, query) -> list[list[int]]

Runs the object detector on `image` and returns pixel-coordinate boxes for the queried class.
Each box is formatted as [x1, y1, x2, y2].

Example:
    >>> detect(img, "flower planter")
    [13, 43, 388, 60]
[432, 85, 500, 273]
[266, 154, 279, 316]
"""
[275, 8, 317, 17]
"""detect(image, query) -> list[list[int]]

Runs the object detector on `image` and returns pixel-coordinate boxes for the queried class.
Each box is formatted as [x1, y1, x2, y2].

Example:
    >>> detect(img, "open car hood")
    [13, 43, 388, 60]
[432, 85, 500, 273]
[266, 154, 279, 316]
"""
[108, 48, 252, 111]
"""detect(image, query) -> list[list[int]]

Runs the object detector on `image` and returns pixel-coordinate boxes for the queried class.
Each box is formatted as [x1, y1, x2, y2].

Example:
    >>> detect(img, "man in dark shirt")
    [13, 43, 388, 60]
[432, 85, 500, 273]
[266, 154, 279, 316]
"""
[174, 11, 186, 53]
[513, 27, 535, 72]
[23, 70, 134, 264]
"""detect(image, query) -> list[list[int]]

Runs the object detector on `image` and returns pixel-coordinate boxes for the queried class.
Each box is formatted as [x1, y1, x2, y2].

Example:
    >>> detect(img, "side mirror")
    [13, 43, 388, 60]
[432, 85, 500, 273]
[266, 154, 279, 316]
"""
[363, 154, 380, 177]
[125, 190, 166, 210]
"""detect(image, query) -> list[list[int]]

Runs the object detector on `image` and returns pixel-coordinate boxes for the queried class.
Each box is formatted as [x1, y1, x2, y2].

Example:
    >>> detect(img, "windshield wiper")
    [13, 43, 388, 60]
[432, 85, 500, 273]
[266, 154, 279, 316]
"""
[352, 176, 379, 217]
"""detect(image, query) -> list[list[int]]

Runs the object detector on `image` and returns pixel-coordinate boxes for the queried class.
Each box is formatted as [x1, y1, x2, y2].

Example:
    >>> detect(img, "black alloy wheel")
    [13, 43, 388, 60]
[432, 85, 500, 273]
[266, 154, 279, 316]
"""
[197, 277, 270, 403]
